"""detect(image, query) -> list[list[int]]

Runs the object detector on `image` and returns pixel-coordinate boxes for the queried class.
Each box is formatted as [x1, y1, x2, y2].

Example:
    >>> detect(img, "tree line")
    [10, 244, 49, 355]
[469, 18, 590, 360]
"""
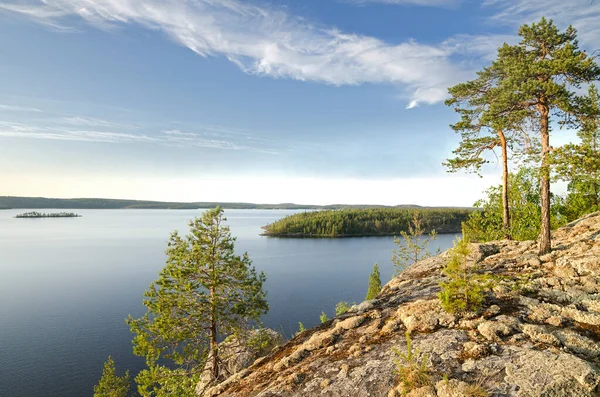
[262, 208, 472, 237]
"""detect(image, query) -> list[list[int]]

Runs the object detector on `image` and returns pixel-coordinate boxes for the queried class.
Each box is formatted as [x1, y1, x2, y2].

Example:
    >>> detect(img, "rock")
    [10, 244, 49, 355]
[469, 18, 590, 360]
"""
[334, 315, 366, 331]
[521, 324, 561, 346]
[405, 386, 436, 396]
[196, 328, 282, 395]
[436, 379, 479, 397]
[396, 299, 456, 333]
[503, 347, 600, 396]
[477, 243, 500, 262]
[349, 300, 376, 314]
[477, 317, 517, 341]
[198, 212, 600, 397]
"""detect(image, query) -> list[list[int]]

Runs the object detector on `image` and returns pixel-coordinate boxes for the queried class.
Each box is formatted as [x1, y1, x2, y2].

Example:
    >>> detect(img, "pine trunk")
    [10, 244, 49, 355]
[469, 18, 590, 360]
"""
[210, 288, 219, 381]
[539, 104, 552, 255]
[499, 130, 511, 240]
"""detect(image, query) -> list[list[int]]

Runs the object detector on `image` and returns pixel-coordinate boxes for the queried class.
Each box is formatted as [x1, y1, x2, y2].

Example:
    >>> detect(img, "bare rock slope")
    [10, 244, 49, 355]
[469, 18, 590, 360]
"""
[201, 212, 600, 396]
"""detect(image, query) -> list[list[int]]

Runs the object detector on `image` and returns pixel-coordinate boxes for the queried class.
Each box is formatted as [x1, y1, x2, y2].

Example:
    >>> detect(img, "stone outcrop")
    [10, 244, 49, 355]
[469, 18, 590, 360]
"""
[198, 211, 600, 397]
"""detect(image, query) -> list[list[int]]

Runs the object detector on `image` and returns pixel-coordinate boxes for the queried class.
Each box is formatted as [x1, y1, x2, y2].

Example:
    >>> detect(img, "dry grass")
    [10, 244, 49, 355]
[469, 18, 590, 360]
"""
[392, 331, 432, 394]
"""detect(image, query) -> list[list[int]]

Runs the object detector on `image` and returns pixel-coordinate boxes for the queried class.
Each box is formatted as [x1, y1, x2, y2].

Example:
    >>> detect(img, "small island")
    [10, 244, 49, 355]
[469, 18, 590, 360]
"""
[15, 211, 82, 219]
[261, 208, 472, 237]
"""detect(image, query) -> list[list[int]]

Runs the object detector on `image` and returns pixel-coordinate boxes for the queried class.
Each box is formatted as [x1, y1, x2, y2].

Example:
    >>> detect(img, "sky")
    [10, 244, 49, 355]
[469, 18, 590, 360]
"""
[0, 0, 598, 206]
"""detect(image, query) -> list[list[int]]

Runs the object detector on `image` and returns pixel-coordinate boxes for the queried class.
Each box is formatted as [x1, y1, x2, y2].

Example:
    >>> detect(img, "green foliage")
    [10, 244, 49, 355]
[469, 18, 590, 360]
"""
[246, 328, 280, 356]
[444, 56, 530, 176]
[262, 208, 472, 237]
[320, 311, 329, 323]
[365, 263, 382, 300]
[439, 238, 493, 314]
[335, 301, 352, 316]
[295, 322, 306, 336]
[93, 356, 130, 397]
[463, 168, 567, 242]
[552, 85, 600, 220]
[392, 212, 438, 275]
[126, 207, 268, 396]
[392, 331, 432, 394]
[134, 365, 199, 397]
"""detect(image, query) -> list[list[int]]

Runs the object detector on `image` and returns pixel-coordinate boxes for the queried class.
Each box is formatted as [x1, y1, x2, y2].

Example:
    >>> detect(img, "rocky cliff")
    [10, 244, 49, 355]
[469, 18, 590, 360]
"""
[200, 212, 600, 397]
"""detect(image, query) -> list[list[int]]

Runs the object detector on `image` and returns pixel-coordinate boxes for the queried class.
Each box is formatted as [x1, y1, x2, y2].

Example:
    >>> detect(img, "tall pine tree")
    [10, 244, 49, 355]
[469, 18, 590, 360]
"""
[445, 64, 531, 240]
[492, 18, 600, 253]
[127, 207, 268, 396]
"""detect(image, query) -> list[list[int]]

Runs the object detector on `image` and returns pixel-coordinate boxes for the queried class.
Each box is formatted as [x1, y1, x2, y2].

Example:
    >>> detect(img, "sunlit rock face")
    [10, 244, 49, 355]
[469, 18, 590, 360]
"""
[199, 212, 600, 397]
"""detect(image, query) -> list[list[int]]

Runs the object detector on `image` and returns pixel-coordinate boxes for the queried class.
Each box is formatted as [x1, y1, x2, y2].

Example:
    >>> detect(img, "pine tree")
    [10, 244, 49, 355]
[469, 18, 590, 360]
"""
[445, 63, 531, 240]
[552, 85, 600, 219]
[392, 212, 437, 275]
[93, 356, 130, 397]
[365, 263, 382, 300]
[439, 238, 491, 313]
[127, 207, 268, 396]
[492, 18, 600, 254]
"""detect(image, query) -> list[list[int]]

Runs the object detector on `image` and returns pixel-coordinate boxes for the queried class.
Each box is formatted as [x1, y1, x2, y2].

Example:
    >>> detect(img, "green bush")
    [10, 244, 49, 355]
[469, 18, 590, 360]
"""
[438, 238, 493, 314]
[335, 301, 352, 316]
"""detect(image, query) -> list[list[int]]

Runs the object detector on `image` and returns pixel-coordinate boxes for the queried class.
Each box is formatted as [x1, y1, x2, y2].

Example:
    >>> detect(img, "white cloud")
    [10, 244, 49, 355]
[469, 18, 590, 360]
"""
[0, 0, 481, 108]
[484, 0, 600, 48]
[343, 0, 459, 7]
[0, 121, 157, 143]
[0, 119, 281, 153]
[60, 116, 132, 128]
[0, 104, 43, 112]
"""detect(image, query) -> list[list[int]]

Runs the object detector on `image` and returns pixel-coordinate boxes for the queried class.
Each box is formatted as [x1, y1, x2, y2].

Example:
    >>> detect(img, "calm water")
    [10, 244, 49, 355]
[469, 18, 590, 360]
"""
[0, 209, 458, 396]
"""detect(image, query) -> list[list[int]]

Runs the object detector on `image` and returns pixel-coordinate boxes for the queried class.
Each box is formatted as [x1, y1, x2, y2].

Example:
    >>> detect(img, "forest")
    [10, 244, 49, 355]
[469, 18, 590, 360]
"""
[261, 208, 472, 237]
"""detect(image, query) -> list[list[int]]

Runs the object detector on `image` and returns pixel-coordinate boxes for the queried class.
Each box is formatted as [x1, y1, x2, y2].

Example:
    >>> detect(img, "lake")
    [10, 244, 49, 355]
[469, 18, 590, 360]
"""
[0, 209, 459, 396]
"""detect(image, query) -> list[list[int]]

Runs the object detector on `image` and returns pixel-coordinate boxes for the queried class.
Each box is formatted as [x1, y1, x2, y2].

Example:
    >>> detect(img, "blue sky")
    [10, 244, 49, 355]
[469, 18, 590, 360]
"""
[0, 0, 597, 205]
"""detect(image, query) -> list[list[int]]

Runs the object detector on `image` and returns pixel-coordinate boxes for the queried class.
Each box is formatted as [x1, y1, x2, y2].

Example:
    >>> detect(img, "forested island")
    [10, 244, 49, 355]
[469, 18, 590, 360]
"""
[261, 208, 472, 237]
[0, 196, 439, 210]
[15, 211, 82, 218]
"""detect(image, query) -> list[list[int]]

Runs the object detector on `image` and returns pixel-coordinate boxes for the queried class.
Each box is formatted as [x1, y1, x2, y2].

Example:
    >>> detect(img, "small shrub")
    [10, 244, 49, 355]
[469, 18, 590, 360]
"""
[365, 263, 382, 300]
[294, 322, 306, 337]
[439, 238, 493, 314]
[392, 212, 438, 275]
[335, 301, 352, 316]
[392, 331, 432, 393]
[320, 311, 329, 323]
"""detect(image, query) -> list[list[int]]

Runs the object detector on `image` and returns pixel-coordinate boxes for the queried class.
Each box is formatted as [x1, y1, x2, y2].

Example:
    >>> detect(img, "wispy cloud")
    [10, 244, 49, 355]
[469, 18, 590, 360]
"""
[3, 1, 592, 110]
[0, 118, 281, 154]
[60, 116, 135, 129]
[341, 0, 460, 7]
[0, 0, 481, 108]
[161, 129, 279, 153]
[0, 121, 156, 143]
[0, 104, 43, 112]
[484, 0, 600, 47]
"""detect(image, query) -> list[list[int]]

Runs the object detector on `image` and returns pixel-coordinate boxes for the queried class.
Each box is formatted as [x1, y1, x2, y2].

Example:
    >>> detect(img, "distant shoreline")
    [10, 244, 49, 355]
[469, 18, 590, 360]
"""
[0, 196, 473, 211]
[15, 211, 82, 219]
